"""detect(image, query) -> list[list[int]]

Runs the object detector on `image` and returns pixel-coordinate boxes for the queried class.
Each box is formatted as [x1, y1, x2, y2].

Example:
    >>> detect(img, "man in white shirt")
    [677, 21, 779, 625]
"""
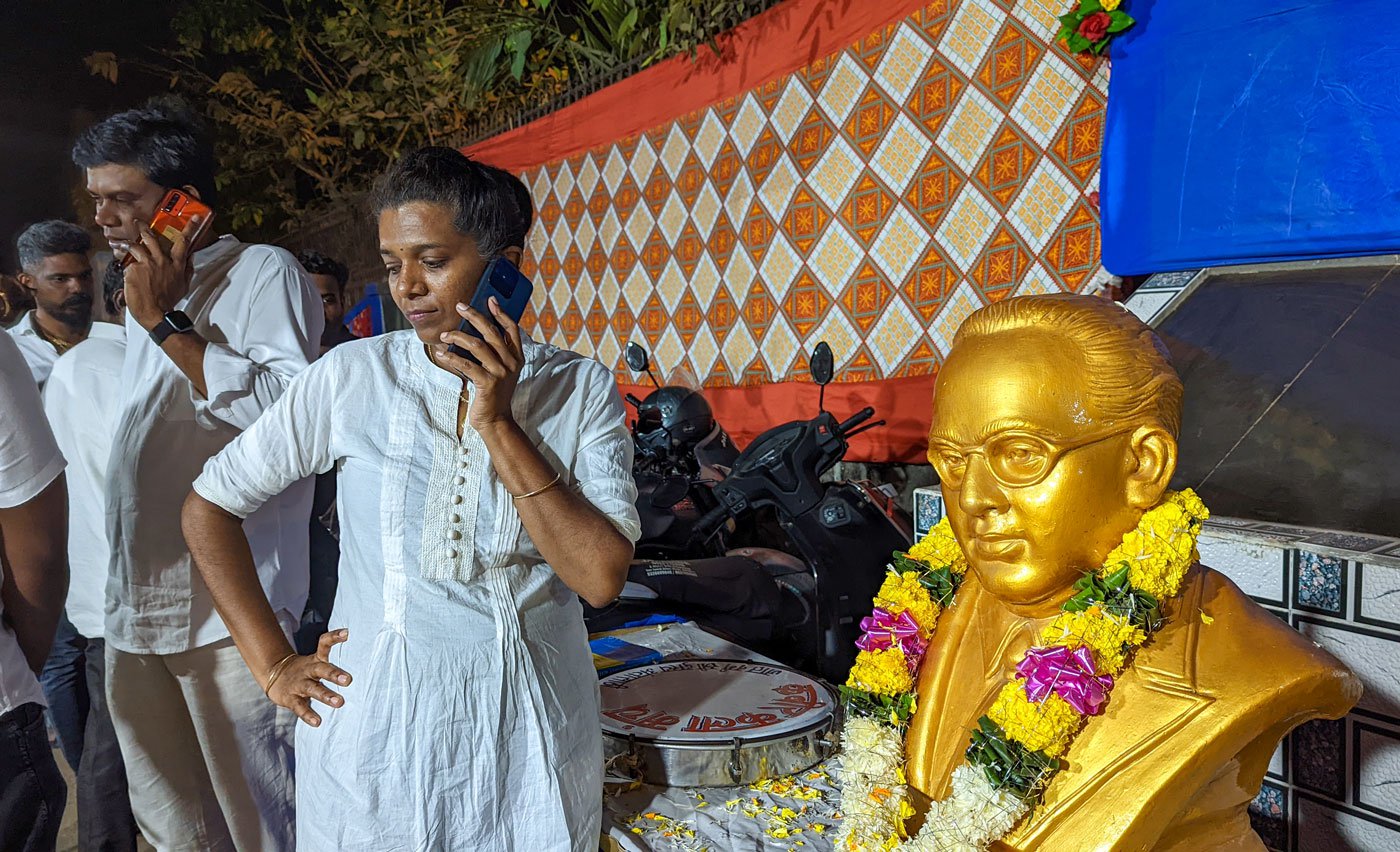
[72, 96, 321, 850]
[8, 220, 120, 388]
[11, 221, 125, 824]
[41, 262, 138, 850]
[0, 331, 70, 850]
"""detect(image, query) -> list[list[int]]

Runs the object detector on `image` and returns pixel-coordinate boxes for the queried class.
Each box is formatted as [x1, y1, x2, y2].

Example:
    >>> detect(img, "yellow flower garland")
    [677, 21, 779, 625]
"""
[837, 489, 1210, 851]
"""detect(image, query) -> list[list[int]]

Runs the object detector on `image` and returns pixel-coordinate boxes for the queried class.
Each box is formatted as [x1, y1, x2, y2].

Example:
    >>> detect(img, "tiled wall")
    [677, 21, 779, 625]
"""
[1199, 526, 1400, 851]
[912, 487, 1400, 850]
[512, 0, 1110, 386]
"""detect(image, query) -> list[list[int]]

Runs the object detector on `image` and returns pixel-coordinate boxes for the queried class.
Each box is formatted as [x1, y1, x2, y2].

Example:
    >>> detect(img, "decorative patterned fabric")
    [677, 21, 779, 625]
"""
[508, 0, 1108, 388]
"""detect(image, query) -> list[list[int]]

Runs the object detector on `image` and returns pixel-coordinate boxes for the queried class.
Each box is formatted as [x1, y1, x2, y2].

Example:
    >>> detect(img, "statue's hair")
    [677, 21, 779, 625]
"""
[951, 293, 1183, 437]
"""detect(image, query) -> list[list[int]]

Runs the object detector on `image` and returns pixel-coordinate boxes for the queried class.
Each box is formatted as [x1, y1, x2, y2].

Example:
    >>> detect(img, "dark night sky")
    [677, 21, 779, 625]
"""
[0, 1, 175, 270]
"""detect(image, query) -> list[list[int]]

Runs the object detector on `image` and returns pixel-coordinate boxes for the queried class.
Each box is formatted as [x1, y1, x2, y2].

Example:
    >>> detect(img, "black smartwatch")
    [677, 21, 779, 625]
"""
[149, 310, 194, 346]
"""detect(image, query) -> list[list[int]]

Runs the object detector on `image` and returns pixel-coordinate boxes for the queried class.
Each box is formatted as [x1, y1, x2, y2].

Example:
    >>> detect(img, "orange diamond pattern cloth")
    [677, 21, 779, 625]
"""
[514, 0, 1108, 387]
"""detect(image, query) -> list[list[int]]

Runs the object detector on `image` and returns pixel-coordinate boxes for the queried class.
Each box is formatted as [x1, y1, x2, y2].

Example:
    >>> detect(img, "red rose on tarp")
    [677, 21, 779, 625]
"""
[1077, 11, 1112, 42]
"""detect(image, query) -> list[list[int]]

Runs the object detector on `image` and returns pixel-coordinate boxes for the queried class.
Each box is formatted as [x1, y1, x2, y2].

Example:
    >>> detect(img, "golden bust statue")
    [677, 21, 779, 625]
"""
[905, 294, 1361, 850]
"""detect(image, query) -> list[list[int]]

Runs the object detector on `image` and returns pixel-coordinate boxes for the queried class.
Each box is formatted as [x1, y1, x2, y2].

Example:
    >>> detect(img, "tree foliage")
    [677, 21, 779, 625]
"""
[86, 0, 768, 238]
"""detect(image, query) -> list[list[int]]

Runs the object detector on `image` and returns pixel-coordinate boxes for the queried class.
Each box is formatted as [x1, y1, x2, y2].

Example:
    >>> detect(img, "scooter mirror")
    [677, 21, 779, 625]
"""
[650, 474, 690, 508]
[810, 341, 834, 386]
[625, 341, 650, 374]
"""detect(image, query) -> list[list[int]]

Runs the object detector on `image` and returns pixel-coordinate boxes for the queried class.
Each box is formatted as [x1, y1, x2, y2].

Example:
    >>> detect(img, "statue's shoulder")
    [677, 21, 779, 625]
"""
[1183, 565, 1361, 714]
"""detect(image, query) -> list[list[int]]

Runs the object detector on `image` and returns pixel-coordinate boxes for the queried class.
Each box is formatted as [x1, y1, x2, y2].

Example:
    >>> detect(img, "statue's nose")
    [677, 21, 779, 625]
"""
[957, 454, 1008, 516]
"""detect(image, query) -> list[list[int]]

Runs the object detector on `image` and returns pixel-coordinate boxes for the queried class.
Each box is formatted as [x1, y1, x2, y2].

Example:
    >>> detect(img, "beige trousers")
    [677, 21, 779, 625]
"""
[106, 639, 295, 852]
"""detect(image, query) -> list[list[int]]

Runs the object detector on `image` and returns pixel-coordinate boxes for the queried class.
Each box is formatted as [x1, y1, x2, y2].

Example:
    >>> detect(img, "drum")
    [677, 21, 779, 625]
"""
[599, 659, 838, 787]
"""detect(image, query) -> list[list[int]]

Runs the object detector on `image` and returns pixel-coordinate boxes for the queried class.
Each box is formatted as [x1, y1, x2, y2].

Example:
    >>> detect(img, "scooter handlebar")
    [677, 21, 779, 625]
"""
[835, 407, 876, 436]
[692, 504, 732, 540]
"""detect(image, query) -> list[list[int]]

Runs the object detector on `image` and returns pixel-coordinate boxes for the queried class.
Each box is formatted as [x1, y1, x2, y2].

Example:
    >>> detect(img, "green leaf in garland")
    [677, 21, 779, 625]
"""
[1108, 12, 1135, 33]
[1066, 33, 1092, 53]
[839, 685, 917, 726]
[965, 717, 1058, 800]
[1078, 0, 1101, 13]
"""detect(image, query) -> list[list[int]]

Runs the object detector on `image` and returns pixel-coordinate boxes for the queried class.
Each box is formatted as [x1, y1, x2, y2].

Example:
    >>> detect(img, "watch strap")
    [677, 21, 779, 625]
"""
[149, 310, 193, 346]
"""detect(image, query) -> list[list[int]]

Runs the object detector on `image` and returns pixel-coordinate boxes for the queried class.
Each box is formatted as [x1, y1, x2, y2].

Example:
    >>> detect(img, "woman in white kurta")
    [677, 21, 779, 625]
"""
[182, 148, 640, 850]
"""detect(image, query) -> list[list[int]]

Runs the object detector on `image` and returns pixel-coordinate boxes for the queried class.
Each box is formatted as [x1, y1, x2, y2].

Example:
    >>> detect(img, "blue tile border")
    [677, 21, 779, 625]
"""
[1294, 551, 1348, 616]
[1249, 781, 1288, 852]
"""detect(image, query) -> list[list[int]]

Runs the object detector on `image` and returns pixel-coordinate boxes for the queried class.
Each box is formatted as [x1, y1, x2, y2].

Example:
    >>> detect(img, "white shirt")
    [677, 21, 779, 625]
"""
[106, 235, 323, 655]
[194, 331, 640, 850]
[0, 332, 65, 717]
[43, 326, 126, 640]
[8, 310, 125, 389]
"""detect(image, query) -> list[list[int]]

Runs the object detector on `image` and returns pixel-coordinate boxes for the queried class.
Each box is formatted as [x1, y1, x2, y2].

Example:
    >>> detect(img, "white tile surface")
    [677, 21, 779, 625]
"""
[1357, 725, 1400, 818]
[1298, 619, 1400, 719]
[1297, 795, 1400, 850]
[1199, 532, 1288, 605]
[1358, 564, 1400, 628]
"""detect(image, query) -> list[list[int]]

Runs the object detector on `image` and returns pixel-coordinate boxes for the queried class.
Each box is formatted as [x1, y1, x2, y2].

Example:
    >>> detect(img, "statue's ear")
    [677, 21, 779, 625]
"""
[1124, 424, 1177, 510]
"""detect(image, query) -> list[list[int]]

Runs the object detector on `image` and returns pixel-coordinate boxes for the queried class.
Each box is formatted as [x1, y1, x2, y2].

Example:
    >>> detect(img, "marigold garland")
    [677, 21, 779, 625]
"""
[834, 490, 1209, 851]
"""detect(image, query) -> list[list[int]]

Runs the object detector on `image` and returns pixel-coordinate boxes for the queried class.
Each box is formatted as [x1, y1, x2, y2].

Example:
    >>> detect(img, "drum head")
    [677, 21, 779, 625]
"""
[599, 659, 832, 746]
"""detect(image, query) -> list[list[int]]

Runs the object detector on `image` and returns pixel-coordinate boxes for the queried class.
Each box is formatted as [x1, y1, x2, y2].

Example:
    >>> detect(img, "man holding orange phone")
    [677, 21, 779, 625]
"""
[71, 97, 321, 852]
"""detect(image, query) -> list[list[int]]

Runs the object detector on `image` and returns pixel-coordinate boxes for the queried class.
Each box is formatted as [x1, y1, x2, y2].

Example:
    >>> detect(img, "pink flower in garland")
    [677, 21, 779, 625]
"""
[1016, 645, 1114, 715]
[856, 607, 928, 670]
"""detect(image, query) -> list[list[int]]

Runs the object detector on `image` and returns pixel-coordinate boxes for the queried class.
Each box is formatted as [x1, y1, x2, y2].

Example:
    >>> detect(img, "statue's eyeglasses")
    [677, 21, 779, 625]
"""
[928, 424, 1141, 490]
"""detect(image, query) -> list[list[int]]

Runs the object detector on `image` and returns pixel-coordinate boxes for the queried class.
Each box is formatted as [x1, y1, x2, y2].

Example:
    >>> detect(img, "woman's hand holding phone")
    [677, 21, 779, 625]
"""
[436, 297, 525, 431]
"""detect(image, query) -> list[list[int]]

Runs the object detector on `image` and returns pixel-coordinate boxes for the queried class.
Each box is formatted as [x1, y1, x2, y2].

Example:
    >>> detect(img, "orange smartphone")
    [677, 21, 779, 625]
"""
[120, 189, 214, 268]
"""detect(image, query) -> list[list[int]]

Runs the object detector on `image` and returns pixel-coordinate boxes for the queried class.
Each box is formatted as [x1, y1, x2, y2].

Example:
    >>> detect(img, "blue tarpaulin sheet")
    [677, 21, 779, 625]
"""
[1101, 0, 1400, 274]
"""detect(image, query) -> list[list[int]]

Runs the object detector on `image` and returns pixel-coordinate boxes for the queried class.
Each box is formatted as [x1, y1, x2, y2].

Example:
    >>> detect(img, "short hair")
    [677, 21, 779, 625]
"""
[100, 262, 124, 315]
[951, 293, 1184, 437]
[296, 249, 349, 293]
[71, 96, 217, 207]
[369, 147, 528, 258]
[17, 220, 92, 271]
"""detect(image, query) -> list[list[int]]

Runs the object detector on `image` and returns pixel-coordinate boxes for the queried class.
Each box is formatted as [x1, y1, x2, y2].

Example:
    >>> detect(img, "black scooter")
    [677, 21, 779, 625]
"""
[585, 342, 913, 682]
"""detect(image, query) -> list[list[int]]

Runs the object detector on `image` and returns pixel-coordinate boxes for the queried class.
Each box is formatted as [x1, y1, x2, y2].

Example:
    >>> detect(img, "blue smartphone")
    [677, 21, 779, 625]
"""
[448, 257, 534, 363]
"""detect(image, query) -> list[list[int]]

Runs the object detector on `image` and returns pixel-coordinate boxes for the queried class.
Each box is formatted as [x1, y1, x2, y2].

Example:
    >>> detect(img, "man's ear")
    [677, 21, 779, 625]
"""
[1124, 424, 1178, 510]
[503, 246, 524, 267]
[16, 271, 35, 292]
[181, 185, 202, 202]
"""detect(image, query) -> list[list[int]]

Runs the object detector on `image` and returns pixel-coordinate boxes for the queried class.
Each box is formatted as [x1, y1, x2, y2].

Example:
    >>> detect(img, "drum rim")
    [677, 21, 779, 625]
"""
[599, 657, 838, 747]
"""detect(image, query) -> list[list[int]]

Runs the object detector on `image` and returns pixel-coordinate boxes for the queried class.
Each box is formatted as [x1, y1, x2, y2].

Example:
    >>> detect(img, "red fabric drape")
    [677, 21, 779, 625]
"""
[619, 373, 936, 464]
[463, 0, 930, 173]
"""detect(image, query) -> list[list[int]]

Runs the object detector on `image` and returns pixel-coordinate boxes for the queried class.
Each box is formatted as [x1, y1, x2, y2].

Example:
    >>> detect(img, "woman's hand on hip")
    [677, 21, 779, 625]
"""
[436, 297, 525, 432]
[267, 628, 353, 727]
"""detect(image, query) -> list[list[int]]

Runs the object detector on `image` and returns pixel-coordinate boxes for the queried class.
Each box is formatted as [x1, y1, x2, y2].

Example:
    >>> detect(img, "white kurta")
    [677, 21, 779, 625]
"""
[194, 330, 640, 851]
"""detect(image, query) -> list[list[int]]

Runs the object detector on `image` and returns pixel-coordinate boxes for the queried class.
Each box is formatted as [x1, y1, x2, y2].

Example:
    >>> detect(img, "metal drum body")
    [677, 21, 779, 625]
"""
[599, 659, 838, 787]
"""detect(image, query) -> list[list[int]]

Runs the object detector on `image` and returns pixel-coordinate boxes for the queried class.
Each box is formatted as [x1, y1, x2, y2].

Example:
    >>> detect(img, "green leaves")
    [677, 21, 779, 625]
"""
[965, 717, 1058, 800]
[505, 28, 534, 81]
[1056, 0, 1135, 57]
[839, 685, 917, 726]
[1062, 566, 1164, 633]
[83, 0, 773, 237]
[890, 551, 962, 608]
